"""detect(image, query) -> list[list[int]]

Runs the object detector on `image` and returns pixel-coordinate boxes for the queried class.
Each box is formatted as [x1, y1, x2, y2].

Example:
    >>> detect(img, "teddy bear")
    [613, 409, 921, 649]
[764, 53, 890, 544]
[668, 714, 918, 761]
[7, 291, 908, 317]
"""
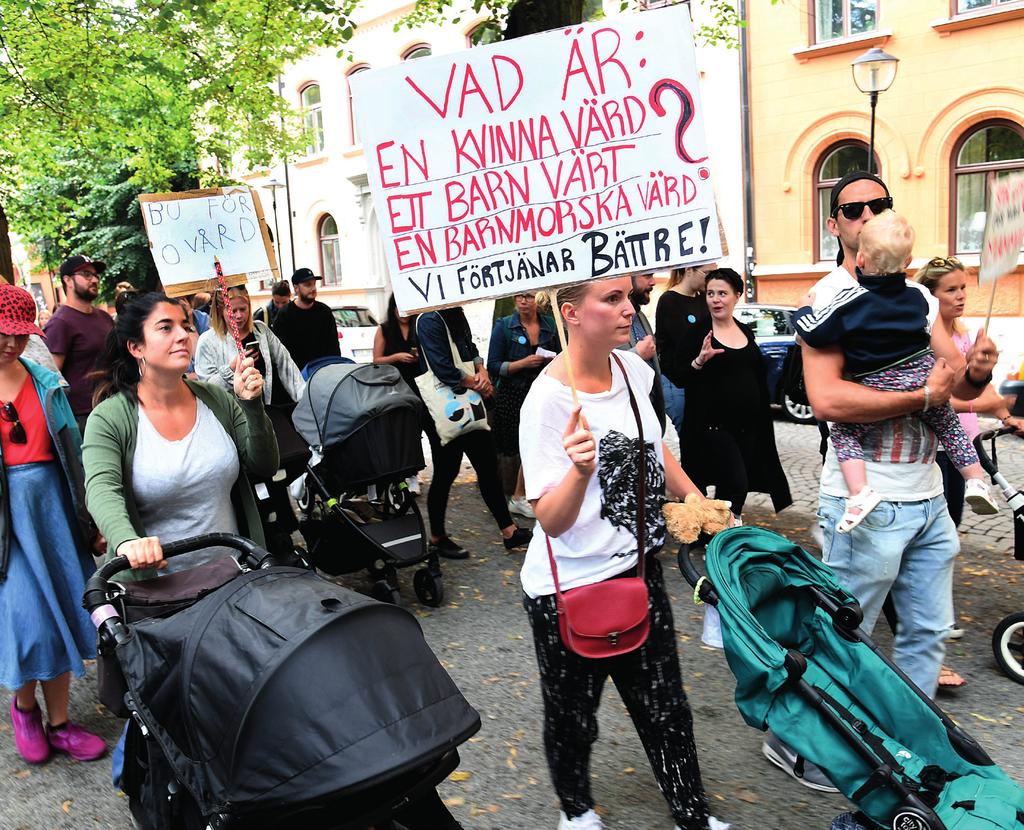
[662, 493, 732, 544]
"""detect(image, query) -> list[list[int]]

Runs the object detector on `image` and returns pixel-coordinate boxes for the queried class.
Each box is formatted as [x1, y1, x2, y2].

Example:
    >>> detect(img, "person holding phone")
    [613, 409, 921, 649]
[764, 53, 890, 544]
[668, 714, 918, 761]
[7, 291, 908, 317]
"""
[195, 285, 304, 407]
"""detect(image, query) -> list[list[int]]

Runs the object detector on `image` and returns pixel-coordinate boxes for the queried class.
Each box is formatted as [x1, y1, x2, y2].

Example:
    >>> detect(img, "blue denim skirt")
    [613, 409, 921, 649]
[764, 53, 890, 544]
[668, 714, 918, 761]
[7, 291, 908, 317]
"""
[0, 461, 96, 690]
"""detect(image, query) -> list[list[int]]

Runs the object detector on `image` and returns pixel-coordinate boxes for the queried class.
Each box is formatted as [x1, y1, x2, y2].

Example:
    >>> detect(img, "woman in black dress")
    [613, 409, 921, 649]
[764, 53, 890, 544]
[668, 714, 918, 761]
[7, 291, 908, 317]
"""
[663, 268, 791, 518]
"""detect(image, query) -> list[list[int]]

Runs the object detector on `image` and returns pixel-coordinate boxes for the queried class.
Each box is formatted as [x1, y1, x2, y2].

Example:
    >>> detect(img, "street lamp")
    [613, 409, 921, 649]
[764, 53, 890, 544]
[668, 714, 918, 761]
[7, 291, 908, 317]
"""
[851, 47, 899, 175]
[261, 178, 286, 277]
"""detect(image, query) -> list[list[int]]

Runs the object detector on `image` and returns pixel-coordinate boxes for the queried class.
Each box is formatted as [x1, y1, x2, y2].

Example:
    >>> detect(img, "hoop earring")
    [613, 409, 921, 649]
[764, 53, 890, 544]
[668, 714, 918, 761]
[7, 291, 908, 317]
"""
[138, 357, 147, 379]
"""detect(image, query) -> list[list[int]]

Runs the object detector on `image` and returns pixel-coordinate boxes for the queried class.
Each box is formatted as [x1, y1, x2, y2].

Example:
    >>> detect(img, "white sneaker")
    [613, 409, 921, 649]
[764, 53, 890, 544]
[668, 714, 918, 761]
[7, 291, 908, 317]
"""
[508, 496, 535, 519]
[946, 624, 965, 640]
[965, 478, 999, 515]
[674, 820, 731, 830]
[558, 809, 603, 829]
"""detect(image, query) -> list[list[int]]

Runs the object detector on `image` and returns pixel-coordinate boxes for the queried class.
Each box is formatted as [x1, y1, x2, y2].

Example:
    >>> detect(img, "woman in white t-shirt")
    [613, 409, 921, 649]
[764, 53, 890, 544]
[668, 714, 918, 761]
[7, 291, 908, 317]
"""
[519, 276, 728, 830]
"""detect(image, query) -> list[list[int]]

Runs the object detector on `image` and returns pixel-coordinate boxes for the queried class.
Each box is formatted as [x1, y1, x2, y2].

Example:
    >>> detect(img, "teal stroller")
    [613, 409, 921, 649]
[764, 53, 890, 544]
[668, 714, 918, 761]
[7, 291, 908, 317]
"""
[678, 526, 1024, 830]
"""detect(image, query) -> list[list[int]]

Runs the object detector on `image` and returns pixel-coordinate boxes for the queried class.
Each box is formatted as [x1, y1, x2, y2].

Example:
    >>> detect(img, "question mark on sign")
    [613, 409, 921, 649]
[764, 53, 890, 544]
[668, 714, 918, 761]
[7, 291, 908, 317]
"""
[648, 78, 707, 165]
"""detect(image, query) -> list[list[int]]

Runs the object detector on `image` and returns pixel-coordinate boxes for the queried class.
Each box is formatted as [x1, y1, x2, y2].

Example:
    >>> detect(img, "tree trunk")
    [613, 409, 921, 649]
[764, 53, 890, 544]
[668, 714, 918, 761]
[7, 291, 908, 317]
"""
[504, 0, 584, 40]
[0, 203, 13, 284]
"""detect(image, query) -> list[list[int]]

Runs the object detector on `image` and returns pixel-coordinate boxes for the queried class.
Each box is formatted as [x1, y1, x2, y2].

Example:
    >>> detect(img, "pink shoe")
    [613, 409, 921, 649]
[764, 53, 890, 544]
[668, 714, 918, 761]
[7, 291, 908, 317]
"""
[10, 698, 50, 764]
[47, 721, 106, 761]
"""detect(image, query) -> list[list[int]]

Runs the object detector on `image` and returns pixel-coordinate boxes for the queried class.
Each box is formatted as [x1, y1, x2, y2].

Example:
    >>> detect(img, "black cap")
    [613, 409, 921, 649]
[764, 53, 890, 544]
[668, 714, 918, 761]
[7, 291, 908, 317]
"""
[829, 171, 891, 266]
[291, 267, 320, 284]
[59, 255, 107, 279]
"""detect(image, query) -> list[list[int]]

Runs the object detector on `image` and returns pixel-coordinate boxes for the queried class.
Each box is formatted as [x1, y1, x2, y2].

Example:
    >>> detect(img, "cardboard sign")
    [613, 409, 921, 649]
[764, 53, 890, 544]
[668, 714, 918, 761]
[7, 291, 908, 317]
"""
[139, 187, 278, 297]
[979, 172, 1024, 284]
[351, 5, 720, 313]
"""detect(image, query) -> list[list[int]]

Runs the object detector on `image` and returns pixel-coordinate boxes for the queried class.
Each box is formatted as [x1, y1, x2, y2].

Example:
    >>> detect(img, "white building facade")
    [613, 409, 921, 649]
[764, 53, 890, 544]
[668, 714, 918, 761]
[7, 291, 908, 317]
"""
[241, 0, 746, 325]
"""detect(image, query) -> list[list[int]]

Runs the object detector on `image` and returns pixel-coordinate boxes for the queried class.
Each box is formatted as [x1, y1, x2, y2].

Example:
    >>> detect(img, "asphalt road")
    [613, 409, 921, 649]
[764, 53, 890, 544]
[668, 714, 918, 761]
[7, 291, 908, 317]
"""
[2, 421, 1022, 830]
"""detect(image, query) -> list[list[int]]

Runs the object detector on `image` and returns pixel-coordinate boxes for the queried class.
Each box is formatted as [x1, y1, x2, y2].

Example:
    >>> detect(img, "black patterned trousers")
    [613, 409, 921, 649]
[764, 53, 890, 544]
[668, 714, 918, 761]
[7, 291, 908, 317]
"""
[523, 556, 711, 829]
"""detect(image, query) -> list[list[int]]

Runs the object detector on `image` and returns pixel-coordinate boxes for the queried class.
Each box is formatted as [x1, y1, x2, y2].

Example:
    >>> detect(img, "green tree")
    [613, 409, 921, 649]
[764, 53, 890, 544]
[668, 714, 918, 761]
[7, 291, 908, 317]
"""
[0, 0, 359, 282]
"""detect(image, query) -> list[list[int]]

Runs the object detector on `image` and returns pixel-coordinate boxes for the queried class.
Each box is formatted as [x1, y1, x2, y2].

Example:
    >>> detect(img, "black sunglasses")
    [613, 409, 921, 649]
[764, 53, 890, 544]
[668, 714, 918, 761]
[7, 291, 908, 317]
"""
[1, 401, 26, 444]
[832, 196, 893, 220]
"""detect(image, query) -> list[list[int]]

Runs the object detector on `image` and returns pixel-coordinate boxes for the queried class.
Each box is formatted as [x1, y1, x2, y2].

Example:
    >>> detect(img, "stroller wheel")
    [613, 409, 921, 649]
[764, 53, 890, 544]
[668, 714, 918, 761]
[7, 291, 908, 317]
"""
[992, 611, 1024, 685]
[371, 579, 402, 606]
[414, 568, 445, 607]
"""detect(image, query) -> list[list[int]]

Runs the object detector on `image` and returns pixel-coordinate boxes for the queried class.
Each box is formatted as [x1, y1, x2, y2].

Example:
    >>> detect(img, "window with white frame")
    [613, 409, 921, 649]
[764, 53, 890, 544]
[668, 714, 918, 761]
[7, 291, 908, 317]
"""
[301, 84, 325, 155]
[956, 0, 1023, 12]
[319, 214, 342, 285]
[346, 66, 369, 145]
[814, 0, 878, 42]
[953, 121, 1024, 254]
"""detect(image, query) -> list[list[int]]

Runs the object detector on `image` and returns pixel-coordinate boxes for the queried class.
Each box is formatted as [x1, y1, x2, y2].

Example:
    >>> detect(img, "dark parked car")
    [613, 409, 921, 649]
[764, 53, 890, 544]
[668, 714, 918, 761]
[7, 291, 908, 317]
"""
[733, 303, 815, 424]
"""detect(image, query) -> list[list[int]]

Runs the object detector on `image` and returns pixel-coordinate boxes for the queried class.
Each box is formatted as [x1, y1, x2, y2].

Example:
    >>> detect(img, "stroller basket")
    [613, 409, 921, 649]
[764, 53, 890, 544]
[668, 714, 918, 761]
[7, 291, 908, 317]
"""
[85, 535, 480, 825]
[678, 526, 1024, 830]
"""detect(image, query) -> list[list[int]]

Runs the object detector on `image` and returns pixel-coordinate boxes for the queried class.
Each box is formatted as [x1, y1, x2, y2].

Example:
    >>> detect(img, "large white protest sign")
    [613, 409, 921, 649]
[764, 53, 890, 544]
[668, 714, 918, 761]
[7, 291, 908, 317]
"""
[979, 172, 1024, 284]
[139, 187, 278, 297]
[351, 5, 720, 313]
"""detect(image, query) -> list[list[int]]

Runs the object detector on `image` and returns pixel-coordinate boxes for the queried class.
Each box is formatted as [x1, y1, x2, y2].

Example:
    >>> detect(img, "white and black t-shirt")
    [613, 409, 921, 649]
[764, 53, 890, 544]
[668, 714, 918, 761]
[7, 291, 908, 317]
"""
[519, 351, 666, 599]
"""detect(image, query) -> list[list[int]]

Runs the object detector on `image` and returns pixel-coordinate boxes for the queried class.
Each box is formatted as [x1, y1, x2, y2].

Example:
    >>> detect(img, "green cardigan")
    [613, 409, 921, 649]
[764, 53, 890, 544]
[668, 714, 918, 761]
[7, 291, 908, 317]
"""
[83, 379, 280, 578]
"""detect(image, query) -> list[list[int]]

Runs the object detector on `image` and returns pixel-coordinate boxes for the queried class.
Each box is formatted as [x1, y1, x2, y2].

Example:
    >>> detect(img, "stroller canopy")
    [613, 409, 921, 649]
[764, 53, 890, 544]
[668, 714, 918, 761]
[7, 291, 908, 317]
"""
[293, 362, 421, 450]
[117, 568, 480, 817]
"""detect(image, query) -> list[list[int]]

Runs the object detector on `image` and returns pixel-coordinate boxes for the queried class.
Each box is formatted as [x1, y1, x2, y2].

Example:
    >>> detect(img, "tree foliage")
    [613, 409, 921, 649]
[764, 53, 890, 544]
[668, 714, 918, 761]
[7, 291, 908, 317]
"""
[0, 0, 359, 282]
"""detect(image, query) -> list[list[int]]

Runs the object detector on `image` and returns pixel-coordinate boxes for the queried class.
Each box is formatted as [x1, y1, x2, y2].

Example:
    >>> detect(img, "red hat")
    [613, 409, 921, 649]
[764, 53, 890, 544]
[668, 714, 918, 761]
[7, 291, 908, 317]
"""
[0, 284, 45, 337]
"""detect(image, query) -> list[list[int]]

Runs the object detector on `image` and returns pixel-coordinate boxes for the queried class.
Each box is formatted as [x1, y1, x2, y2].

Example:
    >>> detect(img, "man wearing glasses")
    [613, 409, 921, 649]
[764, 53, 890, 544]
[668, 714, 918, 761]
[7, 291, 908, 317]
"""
[44, 255, 114, 433]
[763, 171, 1000, 792]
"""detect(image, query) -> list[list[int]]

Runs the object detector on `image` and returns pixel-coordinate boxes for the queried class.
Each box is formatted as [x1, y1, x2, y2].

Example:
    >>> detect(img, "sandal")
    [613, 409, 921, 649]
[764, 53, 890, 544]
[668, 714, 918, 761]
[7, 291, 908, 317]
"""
[937, 665, 966, 690]
[837, 486, 882, 534]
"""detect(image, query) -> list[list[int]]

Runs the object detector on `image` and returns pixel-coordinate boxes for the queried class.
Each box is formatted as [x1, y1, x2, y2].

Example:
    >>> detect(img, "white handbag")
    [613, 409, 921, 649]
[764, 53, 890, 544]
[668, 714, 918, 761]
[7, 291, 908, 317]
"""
[415, 315, 490, 446]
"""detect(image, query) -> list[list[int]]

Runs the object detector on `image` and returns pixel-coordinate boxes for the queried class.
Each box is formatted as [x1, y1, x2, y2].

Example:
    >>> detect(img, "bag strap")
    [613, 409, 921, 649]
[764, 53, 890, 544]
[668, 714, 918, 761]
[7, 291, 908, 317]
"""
[546, 353, 648, 601]
[416, 314, 464, 380]
[612, 352, 647, 581]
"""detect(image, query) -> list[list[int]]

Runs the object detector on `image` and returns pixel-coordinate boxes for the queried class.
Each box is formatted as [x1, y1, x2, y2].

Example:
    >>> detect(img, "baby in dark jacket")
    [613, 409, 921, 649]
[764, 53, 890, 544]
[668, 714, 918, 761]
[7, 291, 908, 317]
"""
[792, 210, 997, 533]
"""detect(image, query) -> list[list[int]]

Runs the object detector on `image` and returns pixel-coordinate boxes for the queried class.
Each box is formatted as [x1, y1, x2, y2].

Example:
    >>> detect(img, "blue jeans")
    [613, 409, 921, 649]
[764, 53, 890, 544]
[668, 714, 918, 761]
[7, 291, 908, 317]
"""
[661, 375, 685, 439]
[817, 493, 958, 698]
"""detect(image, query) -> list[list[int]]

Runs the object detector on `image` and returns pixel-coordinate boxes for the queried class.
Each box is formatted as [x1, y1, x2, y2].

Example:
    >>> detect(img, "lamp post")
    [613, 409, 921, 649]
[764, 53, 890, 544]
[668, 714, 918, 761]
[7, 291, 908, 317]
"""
[851, 47, 899, 175]
[261, 178, 285, 277]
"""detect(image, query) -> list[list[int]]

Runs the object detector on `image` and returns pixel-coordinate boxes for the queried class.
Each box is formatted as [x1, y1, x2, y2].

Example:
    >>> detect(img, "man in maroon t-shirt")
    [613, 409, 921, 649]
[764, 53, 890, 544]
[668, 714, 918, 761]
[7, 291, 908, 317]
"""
[44, 255, 114, 432]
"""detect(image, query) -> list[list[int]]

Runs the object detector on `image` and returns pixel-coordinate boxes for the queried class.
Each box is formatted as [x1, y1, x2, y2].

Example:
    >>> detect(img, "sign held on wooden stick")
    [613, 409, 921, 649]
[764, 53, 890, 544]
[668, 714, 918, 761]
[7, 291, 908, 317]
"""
[139, 186, 279, 298]
[351, 4, 721, 314]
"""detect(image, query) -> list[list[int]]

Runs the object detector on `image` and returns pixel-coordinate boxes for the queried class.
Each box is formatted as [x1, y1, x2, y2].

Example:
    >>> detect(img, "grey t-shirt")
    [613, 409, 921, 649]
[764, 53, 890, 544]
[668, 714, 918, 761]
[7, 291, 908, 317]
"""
[133, 399, 240, 573]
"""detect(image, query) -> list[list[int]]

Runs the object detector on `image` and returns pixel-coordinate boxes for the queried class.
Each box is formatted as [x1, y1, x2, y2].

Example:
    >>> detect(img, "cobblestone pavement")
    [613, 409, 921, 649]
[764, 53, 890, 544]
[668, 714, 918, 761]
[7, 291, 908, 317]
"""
[2, 419, 1022, 830]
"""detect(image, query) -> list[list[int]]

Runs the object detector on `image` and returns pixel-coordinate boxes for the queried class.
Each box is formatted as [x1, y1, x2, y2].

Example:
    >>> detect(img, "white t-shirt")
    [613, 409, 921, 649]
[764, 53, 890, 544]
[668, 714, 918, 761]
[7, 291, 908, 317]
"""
[811, 266, 943, 501]
[133, 399, 241, 573]
[519, 351, 666, 599]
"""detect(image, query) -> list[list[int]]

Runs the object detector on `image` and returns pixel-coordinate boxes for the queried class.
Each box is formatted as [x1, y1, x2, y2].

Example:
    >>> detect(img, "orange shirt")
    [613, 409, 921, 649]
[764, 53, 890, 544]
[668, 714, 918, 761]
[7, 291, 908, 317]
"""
[1, 376, 55, 466]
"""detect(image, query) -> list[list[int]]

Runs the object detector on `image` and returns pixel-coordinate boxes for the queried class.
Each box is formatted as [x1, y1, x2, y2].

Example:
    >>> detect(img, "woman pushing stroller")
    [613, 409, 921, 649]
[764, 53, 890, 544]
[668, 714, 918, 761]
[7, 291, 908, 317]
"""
[518, 276, 729, 830]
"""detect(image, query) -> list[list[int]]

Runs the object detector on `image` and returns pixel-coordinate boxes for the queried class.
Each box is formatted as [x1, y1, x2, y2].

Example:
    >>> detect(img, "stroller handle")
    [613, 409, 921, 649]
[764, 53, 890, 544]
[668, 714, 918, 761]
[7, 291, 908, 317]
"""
[972, 425, 1018, 477]
[676, 542, 720, 606]
[83, 533, 271, 620]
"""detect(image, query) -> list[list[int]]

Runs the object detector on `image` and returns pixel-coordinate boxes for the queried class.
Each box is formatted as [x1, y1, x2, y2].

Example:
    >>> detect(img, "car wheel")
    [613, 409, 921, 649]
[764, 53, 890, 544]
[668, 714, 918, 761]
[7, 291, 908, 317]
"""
[783, 394, 815, 424]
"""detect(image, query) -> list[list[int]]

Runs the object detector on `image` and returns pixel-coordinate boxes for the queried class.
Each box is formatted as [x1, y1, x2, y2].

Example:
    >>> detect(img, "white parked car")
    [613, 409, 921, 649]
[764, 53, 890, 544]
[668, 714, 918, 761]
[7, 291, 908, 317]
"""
[331, 306, 378, 363]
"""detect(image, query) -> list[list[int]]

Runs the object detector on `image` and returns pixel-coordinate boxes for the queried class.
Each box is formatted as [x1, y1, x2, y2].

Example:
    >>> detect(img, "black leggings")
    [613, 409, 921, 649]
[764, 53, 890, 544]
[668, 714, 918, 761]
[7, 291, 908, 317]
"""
[425, 422, 513, 538]
[704, 424, 755, 515]
[523, 557, 711, 829]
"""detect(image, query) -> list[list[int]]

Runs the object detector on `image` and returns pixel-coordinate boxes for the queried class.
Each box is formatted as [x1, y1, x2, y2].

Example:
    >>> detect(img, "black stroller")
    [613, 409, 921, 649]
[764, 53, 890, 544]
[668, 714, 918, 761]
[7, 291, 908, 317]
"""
[973, 426, 1024, 684]
[292, 362, 445, 607]
[84, 533, 480, 830]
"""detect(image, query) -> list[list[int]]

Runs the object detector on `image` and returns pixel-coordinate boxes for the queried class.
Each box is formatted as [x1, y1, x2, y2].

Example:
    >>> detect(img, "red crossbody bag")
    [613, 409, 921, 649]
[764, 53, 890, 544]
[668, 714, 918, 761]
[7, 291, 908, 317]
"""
[546, 353, 651, 658]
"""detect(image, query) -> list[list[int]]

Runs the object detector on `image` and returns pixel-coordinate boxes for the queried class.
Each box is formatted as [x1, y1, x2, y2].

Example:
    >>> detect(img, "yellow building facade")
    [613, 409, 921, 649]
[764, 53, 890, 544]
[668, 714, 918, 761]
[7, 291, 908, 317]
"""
[746, 0, 1024, 319]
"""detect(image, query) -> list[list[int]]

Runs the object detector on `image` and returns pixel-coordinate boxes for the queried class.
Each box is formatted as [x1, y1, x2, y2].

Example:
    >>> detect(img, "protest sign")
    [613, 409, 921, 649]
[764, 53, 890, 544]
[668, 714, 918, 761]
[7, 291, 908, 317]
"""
[139, 187, 278, 297]
[979, 172, 1024, 284]
[351, 4, 720, 314]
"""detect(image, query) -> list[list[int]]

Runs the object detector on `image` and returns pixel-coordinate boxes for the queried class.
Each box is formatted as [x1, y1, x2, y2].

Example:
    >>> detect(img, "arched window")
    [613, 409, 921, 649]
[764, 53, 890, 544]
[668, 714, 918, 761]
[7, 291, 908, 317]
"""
[402, 44, 432, 61]
[319, 214, 342, 286]
[346, 65, 370, 145]
[952, 120, 1024, 254]
[300, 83, 325, 155]
[814, 141, 878, 262]
[466, 23, 500, 47]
